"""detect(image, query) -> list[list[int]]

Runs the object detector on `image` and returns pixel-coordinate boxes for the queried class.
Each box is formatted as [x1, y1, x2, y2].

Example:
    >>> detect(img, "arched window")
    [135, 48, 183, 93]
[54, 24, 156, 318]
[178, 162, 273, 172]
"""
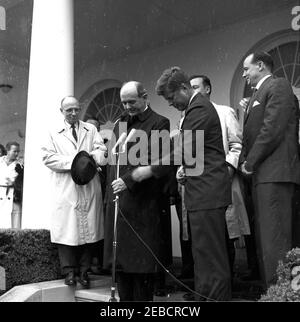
[80, 79, 124, 139]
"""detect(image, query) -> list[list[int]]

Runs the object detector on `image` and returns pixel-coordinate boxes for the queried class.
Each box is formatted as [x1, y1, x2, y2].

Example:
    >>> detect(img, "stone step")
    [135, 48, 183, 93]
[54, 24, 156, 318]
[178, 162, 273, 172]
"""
[75, 274, 112, 290]
[75, 285, 119, 302]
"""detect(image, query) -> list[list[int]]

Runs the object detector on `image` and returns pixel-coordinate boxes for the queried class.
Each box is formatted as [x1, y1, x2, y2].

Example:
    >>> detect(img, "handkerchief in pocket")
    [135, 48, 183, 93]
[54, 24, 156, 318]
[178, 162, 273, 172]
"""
[253, 100, 260, 107]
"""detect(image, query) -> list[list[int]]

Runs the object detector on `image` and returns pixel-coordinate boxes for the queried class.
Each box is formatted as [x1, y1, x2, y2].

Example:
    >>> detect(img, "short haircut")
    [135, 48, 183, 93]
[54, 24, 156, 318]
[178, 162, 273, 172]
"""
[60, 95, 78, 108]
[250, 51, 274, 72]
[121, 81, 147, 98]
[155, 66, 190, 96]
[136, 82, 147, 98]
[189, 74, 212, 95]
[6, 141, 20, 151]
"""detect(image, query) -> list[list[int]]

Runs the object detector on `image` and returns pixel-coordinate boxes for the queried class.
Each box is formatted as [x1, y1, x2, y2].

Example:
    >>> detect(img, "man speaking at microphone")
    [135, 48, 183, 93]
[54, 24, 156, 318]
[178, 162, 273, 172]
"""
[103, 81, 171, 301]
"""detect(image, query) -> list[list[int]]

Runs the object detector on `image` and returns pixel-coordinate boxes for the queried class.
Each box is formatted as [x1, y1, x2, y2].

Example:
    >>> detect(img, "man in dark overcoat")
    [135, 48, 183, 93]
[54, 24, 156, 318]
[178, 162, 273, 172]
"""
[156, 67, 232, 301]
[240, 52, 300, 289]
[103, 81, 171, 301]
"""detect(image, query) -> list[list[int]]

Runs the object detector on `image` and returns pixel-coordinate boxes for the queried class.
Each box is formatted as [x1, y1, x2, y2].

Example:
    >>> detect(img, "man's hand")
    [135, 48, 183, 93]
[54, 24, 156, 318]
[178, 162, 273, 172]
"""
[239, 97, 250, 112]
[176, 166, 186, 185]
[131, 166, 153, 182]
[111, 178, 127, 194]
[240, 161, 253, 176]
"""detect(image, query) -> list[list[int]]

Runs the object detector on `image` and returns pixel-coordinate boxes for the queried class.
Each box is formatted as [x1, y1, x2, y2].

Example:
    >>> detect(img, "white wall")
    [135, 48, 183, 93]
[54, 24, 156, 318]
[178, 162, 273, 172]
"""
[75, 6, 295, 132]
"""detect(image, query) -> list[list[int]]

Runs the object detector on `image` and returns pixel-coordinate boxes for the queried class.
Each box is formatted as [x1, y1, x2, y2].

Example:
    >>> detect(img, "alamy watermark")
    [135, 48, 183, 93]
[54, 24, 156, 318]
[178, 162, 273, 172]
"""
[291, 6, 300, 31]
[0, 6, 6, 31]
[104, 122, 204, 177]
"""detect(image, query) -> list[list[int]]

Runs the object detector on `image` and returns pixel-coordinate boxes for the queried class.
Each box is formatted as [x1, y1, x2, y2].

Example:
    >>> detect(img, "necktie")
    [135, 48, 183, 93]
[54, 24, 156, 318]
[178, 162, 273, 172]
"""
[71, 124, 78, 142]
[245, 88, 257, 116]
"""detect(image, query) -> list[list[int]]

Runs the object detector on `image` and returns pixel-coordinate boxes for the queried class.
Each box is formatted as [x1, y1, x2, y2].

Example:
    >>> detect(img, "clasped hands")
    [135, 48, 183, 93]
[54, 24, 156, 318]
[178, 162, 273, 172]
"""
[112, 166, 153, 194]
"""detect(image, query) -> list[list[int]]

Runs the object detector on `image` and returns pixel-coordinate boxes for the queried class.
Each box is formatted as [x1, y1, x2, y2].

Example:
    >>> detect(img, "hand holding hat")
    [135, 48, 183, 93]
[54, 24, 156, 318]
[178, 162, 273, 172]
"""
[71, 151, 97, 185]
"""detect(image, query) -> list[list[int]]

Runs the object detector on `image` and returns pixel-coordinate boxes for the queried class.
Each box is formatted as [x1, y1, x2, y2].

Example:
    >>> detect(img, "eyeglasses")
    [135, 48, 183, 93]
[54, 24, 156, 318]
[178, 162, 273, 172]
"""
[122, 100, 137, 106]
[64, 108, 81, 114]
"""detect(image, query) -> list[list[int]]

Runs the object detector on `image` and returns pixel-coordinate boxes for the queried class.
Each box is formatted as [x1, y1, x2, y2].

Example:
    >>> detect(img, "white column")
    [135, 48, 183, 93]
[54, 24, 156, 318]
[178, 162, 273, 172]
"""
[22, 0, 74, 228]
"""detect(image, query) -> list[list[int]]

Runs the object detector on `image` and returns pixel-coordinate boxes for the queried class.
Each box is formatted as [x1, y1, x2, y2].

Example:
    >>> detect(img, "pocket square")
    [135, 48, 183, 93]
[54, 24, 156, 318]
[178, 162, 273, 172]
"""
[253, 100, 260, 107]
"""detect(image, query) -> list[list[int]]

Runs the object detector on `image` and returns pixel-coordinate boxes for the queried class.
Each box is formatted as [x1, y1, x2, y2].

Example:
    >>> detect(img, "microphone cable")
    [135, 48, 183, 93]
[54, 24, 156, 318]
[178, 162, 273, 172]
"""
[117, 206, 218, 302]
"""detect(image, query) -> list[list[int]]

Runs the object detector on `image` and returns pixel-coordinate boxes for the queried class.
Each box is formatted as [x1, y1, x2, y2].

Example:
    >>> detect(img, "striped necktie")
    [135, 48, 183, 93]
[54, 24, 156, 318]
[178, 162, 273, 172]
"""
[71, 124, 78, 142]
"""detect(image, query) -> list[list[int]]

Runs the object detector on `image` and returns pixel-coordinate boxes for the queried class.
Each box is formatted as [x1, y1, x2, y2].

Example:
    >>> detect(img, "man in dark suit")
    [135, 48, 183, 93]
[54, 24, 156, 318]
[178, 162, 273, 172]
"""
[156, 67, 232, 301]
[103, 81, 171, 301]
[240, 51, 300, 289]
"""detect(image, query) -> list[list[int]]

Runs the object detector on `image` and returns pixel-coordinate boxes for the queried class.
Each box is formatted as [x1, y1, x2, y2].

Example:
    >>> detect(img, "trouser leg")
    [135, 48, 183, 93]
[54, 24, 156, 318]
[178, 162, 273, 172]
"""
[252, 182, 294, 288]
[78, 243, 94, 274]
[188, 208, 231, 301]
[242, 178, 260, 277]
[56, 244, 78, 275]
[132, 273, 154, 301]
[116, 272, 134, 301]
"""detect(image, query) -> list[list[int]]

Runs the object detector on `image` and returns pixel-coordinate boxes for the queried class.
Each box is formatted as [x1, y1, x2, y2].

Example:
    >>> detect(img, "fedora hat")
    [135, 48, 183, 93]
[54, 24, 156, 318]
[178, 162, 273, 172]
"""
[71, 151, 97, 185]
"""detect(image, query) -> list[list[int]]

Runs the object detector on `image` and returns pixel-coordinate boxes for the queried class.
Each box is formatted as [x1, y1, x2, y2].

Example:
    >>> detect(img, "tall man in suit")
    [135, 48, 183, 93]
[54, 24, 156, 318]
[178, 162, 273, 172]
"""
[103, 81, 171, 301]
[189, 75, 249, 277]
[240, 52, 300, 289]
[156, 67, 232, 301]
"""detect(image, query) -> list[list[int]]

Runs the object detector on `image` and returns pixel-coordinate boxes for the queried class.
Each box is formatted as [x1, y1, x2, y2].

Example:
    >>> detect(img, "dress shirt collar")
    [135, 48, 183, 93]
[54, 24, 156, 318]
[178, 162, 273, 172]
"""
[188, 91, 198, 106]
[255, 74, 272, 91]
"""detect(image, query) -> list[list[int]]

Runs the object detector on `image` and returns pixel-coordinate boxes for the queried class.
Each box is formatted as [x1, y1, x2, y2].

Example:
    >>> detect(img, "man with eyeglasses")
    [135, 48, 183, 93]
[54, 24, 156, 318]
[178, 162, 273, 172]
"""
[42, 96, 107, 288]
[103, 81, 172, 301]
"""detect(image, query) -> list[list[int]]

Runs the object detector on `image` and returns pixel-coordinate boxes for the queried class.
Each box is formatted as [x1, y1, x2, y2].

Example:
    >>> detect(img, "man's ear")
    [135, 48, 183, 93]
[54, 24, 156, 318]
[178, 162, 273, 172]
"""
[258, 61, 264, 71]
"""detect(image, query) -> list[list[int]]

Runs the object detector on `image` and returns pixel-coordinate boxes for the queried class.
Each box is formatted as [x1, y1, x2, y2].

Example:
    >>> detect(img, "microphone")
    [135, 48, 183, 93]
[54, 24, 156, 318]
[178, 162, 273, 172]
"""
[123, 128, 137, 146]
[112, 132, 127, 154]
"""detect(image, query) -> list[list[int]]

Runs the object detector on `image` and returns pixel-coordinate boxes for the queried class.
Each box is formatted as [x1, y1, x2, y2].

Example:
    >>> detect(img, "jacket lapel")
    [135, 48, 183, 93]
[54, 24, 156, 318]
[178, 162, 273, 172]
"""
[78, 121, 88, 148]
[244, 76, 273, 125]
[244, 90, 258, 124]
[60, 124, 77, 147]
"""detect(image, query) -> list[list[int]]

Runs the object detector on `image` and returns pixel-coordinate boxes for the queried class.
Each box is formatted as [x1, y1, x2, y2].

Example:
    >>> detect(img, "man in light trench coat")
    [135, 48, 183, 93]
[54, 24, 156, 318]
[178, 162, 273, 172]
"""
[42, 96, 107, 287]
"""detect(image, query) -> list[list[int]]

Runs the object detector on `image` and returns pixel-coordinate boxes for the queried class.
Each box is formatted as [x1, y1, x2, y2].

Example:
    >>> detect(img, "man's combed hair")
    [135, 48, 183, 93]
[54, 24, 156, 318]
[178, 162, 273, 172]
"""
[155, 66, 190, 96]
[121, 81, 147, 98]
[6, 141, 19, 151]
[251, 51, 274, 73]
[189, 74, 212, 95]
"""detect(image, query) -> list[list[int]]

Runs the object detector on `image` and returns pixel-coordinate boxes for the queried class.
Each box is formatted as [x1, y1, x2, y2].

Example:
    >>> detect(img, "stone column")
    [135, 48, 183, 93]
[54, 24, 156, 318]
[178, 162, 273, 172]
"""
[22, 0, 74, 228]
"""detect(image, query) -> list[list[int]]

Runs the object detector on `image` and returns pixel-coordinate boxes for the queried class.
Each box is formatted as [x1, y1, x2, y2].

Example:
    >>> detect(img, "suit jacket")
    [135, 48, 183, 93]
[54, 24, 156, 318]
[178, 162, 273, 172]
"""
[103, 107, 171, 273]
[181, 93, 231, 211]
[240, 76, 300, 185]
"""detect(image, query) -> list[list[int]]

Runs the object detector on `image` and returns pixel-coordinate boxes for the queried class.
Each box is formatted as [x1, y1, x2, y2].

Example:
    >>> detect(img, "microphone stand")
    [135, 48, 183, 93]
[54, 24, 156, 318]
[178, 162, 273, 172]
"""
[109, 142, 125, 302]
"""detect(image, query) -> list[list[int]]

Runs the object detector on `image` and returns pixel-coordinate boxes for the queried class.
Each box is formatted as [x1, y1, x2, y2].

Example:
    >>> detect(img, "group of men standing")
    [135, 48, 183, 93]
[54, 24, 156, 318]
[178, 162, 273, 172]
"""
[41, 50, 300, 302]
